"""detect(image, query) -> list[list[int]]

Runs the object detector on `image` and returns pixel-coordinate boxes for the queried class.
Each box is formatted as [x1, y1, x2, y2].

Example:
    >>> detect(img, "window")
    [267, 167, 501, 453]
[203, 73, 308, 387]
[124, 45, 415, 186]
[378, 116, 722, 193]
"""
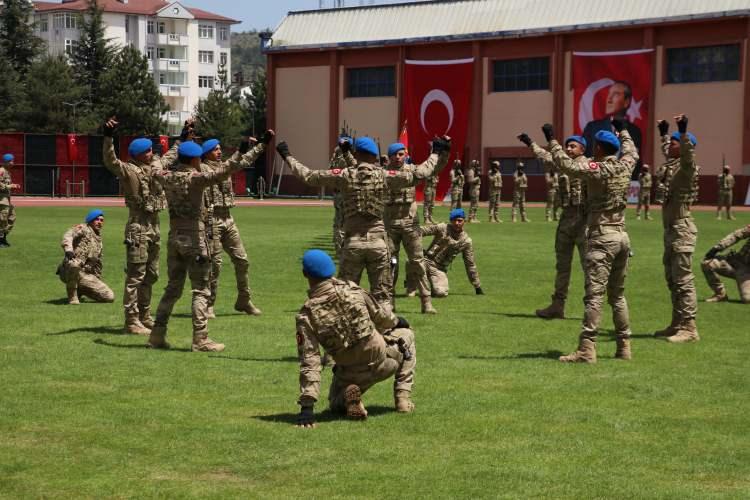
[65, 13, 78, 29]
[198, 51, 214, 64]
[147, 46, 154, 60]
[492, 158, 543, 176]
[159, 73, 166, 85]
[666, 44, 741, 83]
[346, 66, 395, 98]
[147, 20, 154, 34]
[64, 39, 79, 56]
[157, 47, 166, 59]
[198, 76, 214, 88]
[37, 15, 48, 33]
[219, 26, 228, 41]
[158, 22, 166, 34]
[220, 52, 227, 66]
[199, 25, 214, 39]
[53, 13, 77, 30]
[492, 57, 549, 92]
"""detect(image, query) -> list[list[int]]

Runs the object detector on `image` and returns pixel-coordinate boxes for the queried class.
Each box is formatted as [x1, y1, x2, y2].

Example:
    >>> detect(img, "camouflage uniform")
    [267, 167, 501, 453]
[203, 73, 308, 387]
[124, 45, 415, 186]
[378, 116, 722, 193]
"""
[149, 143, 266, 351]
[487, 163, 503, 222]
[449, 166, 464, 210]
[423, 175, 436, 224]
[702, 225, 750, 303]
[545, 172, 559, 222]
[551, 130, 638, 362]
[203, 159, 261, 316]
[103, 137, 177, 332]
[717, 172, 735, 220]
[296, 277, 416, 414]
[284, 150, 448, 310]
[0, 165, 16, 242]
[511, 169, 529, 222]
[466, 161, 481, 223]
[58, 224, 114, 303]
[420, 223, 481, 297]
[329, 146, 348, 258]
[636, 171, 652, 220]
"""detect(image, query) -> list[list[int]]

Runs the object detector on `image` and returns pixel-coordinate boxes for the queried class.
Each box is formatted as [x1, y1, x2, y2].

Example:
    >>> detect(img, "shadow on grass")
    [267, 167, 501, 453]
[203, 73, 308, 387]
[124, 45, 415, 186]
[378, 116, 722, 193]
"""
[92, 338, 192, 352]
[254, 405, 395, 425]
[208, 355, 297, 363]
[494, 312, 582, 321]
[46, 325, 124, 336]
[458, 350, 564, 360]
[44, 298, 71, 305]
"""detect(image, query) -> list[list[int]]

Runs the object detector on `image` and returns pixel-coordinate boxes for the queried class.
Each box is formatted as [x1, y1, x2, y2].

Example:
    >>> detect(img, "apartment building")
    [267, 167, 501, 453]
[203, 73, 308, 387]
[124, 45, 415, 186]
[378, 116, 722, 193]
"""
[33, 0, 239, 134]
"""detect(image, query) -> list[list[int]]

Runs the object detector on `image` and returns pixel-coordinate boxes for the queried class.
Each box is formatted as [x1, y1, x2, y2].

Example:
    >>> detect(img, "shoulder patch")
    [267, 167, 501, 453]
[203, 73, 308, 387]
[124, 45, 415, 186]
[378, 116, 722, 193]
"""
[387, 170, 397, 176]
[330, 168, 342, 175]
[589, 162, 599, 171]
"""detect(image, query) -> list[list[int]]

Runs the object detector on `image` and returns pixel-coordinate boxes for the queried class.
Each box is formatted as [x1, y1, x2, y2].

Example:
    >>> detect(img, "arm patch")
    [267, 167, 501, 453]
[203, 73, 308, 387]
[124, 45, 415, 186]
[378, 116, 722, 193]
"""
[589, 162, 599, 171]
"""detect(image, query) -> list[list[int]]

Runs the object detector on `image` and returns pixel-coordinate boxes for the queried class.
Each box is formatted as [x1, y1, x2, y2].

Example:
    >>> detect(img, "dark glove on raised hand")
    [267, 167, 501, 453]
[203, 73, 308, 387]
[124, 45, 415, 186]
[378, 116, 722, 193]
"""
[64, 251, 75, 261]
[542, 123, 555, 142]
[297, 405, 315, 428]
[102, 118, 117, 137]
[676, 115, 688, 134]
[179, 122, 194, 141]
[431, 136, 451, 155]
[657, 120, 669, 137]
[475, 287, 484, 295]
[238, 140, 250, 155]
[260, 129, 274, 145]
[517, 133, 532, 147]
[611, 117, 627, 132]
[704, 246, 720, 260]
[338, 137, 352, 153]
[276, 141, 290, 159]
[395, 316, 410, 329]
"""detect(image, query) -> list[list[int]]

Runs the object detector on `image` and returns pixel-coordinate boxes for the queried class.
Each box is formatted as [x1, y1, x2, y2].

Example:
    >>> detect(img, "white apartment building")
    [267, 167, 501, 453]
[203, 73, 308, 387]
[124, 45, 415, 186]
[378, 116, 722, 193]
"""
[33, 0, 239, 135]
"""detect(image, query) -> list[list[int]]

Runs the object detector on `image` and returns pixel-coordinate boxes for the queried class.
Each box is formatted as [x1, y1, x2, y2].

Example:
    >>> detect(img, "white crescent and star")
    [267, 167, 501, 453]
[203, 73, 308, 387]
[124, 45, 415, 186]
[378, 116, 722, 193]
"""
[420, 89, 454, 135]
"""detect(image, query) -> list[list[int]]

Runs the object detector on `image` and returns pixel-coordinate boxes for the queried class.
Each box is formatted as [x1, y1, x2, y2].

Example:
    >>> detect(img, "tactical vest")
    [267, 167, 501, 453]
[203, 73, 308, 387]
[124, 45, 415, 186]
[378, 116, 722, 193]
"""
[640, 173, 652, 189]
[427, 230, 467, 269]
[451, 172, 464, 190]
[664, 164, 700, 205]
[307, 280, 373, 352]
[163, 171, 203, 220]
[489, 173, 502, 189]
[569, 178, 584, 207]
[124, 162, 166, 213]
[515, 174, 528, 189]
[719, 174, 732, 191]
[342, 164, 386, 220]
[656, 158, 678, 204]
[385, 184, 415, 206]
[587, 161, 630, 214]
[74, 226, 103, 274]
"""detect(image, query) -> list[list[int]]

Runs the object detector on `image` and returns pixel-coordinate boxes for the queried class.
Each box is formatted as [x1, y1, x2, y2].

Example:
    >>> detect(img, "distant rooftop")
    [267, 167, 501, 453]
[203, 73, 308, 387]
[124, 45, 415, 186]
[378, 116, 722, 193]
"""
[33, 0, 240, 24]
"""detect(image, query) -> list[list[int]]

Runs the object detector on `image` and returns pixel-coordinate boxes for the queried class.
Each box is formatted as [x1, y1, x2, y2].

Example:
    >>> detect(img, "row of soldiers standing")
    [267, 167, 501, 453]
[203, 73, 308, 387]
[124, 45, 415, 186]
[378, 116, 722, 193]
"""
[448, 159, 529, 222]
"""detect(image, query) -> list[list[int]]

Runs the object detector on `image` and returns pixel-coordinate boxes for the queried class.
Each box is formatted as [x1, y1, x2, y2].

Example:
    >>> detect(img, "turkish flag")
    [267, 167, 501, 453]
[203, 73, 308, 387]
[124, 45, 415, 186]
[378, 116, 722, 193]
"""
[67, 134, 78, 163]
[404, 58, 473, 201]
[398, 121, 409, 149]
[573, 49, 653, 159]
[159, 135, 169, 156]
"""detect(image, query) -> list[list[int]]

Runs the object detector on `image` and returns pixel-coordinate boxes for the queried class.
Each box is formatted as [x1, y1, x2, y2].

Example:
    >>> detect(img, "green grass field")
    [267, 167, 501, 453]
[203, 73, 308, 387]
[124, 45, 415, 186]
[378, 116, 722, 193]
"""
[1, 203, 749, 498]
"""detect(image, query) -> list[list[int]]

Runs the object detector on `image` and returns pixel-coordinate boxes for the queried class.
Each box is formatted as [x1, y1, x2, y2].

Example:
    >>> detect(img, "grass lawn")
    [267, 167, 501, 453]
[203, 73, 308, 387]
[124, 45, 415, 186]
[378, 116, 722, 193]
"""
[1, 203, 748, 498]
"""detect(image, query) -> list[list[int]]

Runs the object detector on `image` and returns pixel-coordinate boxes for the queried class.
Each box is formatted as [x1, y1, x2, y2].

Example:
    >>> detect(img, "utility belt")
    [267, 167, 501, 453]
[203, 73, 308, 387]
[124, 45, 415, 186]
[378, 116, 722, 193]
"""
[213, 206, 232, 218]
[344, 229, 386, 240]
[587, 224, 625, 237]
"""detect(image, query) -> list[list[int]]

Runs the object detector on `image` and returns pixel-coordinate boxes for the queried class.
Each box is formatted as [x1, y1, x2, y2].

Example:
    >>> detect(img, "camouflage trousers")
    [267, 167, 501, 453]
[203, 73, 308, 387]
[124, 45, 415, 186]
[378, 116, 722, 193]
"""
[636, 191, 650, 216]
[488, 190, 501, 221]
[328, 328, 415, 411]
[0, 203, 15, 234]
[387, 218, 430, 299]
[718, 191, 733, 210]
[545, 189, 559, 220]
[450, 189, 463, 209]
[59, 260, 114, 303]
[423, 190, 435, 224]
[123, 215, 160, 319]
[551, 206, 587, 302]
[154, 229, 212, 336]
[580, 226, 631, 341]
[208, 214, 255, 308]
[701, 254, 750, 303]
[333, 197, 345, 258]
[469, 187, 480, 220]
[512, 190, 526, 218]
[339, 230, 393, 310]
[425, 259, 450, 297]
[662, 218, 698, 321]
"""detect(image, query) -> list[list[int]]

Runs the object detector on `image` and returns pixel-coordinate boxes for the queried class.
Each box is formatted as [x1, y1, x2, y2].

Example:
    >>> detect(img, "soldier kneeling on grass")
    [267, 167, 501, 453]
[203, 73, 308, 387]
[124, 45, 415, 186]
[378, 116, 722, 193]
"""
[295, 249, 416, 428]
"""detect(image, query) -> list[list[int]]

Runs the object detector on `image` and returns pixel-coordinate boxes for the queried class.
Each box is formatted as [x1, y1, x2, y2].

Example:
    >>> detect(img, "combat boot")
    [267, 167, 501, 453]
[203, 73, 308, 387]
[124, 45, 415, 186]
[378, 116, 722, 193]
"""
[511, 210, 517, 222]
[615, 337, 632, 360]
[147, 326, 170, 349]
[395, 391, 415, 413]
[559, 337, 597, 363]
[535, 298, 565, 319]
[421, 296, 437, 314]
[344, 384, 367, 420]
[192, 332, 225, 352]
[139, 307, 155, 329]
[706, 291, 728, 303]
[0, 235, 9, 247]
[521, 213, 530, 223]
[234, 298, 262, 316]
[654, 311, 680, 337]
[206, 306, 216, 319]
[67, 287, 80, 305]
[666, 319, 699, 343]
[125, 315, 151, 336]
[636, 213, 641, 220]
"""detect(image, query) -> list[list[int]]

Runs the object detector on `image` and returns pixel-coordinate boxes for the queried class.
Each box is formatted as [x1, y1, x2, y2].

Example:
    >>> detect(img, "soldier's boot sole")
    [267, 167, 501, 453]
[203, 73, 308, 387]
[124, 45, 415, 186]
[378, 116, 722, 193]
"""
[192, 337, 225, 352]
[234, 300, 262, 316]
[344, 385, 368, 420]
[559, 339, 597, 363]
[666, 321, 699, 344]
[705, 293, 728, 303]
[615, 338, 632, 360]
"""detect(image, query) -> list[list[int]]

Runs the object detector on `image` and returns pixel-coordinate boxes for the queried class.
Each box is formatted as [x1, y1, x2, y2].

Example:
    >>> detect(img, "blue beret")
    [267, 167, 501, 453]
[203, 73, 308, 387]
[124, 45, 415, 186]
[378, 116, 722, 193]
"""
[355, 137, 378, 157]
[128, 138, 153, 157]
[201, 139, 220, 156]
[85, 209, 104, 223]
[2, 153, 14, 163]
[671, 131, 697, 146]
[302, 249, 336, 279]
[387, 143, 406, 157]
[450, 208, 466, 221]
[178, 141, 203, 159]
[595, 131, 620, 151]
[565, 135, 587, 148]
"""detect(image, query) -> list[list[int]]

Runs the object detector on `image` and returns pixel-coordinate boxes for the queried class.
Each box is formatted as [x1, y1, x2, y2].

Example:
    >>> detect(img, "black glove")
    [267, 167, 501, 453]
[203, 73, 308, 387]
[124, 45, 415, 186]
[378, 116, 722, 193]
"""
[179, 121, 193, 141]
[517, 133, 532, 147]
[64, 251, 75, 261]
[238, 140, 250, 155]
[102, 118, 117, 137]
[475, 287, 484, 295]
[541, 123, 554, 142]
[395, 316, 410, 329]
[704, 246, 720, 260]
[260, 130, 274, 145]
[611, 117, 627, 132]
[276, 141, 290, 159]
[431, 137, 451, 154]
[676, 115, 688, 134]
[297, 405, 315, 427]
[339, 137, 352, 153]
[657, 120, 669, 137]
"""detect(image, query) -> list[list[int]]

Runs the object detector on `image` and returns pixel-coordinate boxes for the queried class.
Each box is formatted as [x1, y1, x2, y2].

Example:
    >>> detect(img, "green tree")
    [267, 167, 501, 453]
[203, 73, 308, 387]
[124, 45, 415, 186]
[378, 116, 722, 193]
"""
[23, 55, 88, 133]
[0, 0, 44, 75]
[98, 46, 167, 135]
[230, 30, 266, 84]
[0, 49, 28, 131]
[71, 0, 116, 110]
[194, 90, 243, 148]
[237, 68, 266, 138]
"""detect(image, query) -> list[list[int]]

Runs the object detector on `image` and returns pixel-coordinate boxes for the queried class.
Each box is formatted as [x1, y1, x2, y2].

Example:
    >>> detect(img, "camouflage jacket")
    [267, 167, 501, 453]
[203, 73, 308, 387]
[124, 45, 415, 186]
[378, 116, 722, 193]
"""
[466, 166, 481, 190]
[421, 223, 481, 287]
[659, 134, 700, 227]
[715, 225, 750, 267]
[385, 154, 449, 224]
[0, 166, 13, 206]
[546, 172, 559, 192]
[60, 224, 103, 276]
[639, 172, 652, 190]
[203, 159, 239, 213]
[488, 171, 502, 191]
[450, 169, 464, 191]
[513, 172, 528, 191]
[718, 173, 735, 193]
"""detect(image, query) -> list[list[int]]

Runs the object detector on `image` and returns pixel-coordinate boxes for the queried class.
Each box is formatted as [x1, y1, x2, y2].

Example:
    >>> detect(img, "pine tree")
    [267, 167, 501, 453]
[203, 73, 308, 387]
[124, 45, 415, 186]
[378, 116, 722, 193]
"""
[0, 0, 45, 75]
[23, 55, 88, 133]
[98, 46, 168, 135]
[0, 48, 29, 131]
[237, 68, 266, 138]
[71, 0, 116, 110]
[194, 90, 244, 148]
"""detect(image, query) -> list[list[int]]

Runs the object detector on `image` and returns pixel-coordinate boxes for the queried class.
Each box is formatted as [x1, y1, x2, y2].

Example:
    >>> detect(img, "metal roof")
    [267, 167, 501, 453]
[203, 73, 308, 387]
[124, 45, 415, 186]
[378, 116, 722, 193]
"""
[267, 0, 750, 52]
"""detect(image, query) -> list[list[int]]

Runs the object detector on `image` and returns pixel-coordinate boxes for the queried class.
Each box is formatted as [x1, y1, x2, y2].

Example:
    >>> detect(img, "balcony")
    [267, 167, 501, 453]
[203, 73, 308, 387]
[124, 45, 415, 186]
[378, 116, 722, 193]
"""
[159, 85, 189, 98]
[163, 110, 192, 125]
[157, 58, 188, 72]
[157, 33, 189, 46]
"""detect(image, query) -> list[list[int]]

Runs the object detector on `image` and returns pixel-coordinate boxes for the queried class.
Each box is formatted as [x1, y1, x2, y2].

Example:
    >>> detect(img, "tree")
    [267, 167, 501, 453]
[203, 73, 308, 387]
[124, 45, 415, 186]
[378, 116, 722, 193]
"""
[0, 0, 44, 75]
[237, 68, 266, 138]
[194, 89, 244, 149]
[0, 48, 28, 131]
[98, 46, 168, 135]
[71, 0, 116, 110]
[23, 55, 88, 133]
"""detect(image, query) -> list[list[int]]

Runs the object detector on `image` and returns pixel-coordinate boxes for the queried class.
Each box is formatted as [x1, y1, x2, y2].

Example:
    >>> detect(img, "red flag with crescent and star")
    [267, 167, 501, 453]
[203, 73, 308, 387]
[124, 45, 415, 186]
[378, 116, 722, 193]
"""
[573, 49, 653, 158]
[403, 58, 473, 201]
[67, 134, 78, 163]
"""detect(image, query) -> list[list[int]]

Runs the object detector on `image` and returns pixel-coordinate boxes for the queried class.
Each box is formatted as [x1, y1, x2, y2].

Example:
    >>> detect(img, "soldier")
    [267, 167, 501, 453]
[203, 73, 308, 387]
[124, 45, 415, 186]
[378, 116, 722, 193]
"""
[57, 209, 114, 305]
[449, 160, 464, 210]
[295, 249, 416, 427]
[328, 138, 351, 259]
[487, 161, 503, 223]
[102, 117, 182, 335]
[201, 139, 262, 318]
[544, 171, 559, 222]
[636, 164, 653, 220]
[545, 119, 638, 362]
[519, 133, 588, 320]
[702, 224, 750, 303]
[148, 133, 271, 352]
[511, 162, 529, 222]
[423, 173, 436, 225]
[384, 142, 438, 314]
[277, 135, 451, 311]
[716, 165, 735, 220]
[466, 160, 481, 223]
[0, 153, 19, 247]
[652, 116, 701, 343]
[420, 208, 483, 298]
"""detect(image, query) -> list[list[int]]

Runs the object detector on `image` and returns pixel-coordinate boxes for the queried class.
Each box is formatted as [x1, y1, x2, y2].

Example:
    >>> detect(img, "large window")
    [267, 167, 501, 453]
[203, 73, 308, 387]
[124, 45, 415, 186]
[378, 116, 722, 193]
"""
[199, 25, 214, 39]
[64, 39, 79, 56]
[220, 52, 228, 66]
[146, 46, 155, 60]
[36, 15, 48, 33]
[198, 76, 214, 89]
[346, 66, 395, 98]
[198, 51, 214, 64]
[492, 57, 549, 92]
[157, 47, 166, 59]
[666, 44, 741, 83]
[491, 158, 544, 176]
[53, 13, 78, 30]
[219, 26, 228, 41]
[147, 20, 154, 34]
